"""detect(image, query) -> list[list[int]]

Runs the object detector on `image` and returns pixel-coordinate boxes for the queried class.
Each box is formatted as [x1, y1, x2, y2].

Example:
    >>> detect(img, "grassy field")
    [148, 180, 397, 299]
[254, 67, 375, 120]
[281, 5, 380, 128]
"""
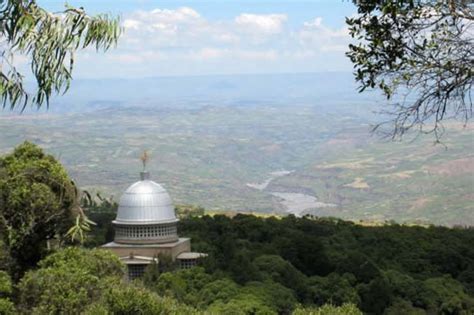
[1, 102, 472, 226]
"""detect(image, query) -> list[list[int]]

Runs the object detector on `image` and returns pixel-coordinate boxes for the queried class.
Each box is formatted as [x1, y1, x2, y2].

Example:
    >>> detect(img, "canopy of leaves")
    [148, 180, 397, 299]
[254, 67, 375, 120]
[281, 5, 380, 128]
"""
[0, 271, 15, 314]
[18, 247, 122, 314]
[38, 246, 124, 278]
[292, 303, 363, 315]
[173, 213, 474, 314]
[17, 247, 200, 314]
[0, 0, 120, 110]
[13, 195, 472, 314]
[347, 0, 473, 140]
[0, 141, 77, 273]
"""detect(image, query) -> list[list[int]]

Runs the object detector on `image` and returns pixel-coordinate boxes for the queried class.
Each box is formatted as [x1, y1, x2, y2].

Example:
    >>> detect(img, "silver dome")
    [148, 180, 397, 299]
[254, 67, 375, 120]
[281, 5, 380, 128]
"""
[114, 172, 178, 225]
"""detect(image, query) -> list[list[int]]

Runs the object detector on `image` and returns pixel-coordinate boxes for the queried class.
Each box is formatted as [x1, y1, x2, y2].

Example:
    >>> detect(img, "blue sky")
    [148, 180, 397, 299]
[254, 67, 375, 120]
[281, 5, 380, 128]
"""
[38, 1, 357, 78]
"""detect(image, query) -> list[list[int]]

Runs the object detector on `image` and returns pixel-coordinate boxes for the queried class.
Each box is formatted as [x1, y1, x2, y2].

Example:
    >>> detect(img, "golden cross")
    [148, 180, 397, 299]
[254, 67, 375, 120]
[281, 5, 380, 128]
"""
[140, 150, 149, 171]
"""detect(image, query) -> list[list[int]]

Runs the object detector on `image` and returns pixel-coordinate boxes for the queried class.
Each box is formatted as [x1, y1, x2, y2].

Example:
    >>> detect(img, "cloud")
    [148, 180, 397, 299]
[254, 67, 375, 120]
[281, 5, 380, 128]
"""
[303, 17, 323, 28]
[297, 17, 351, 52]
[74, 7, 352, 77]
[123, 7, 202, 33]
[235, 13, 287, 34]
[193, 48, 224, 59]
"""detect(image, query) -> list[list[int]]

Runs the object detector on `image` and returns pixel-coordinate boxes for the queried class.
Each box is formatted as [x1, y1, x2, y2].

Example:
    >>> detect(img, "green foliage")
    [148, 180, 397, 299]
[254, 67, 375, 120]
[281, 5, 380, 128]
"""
[229, 249, 260, 284]
[154, 271, 188, 301]
[384, 269, 421, 304]
[0, 271, 12, 296]
[357, 276, 392, 314]
[14, 246, 201, 314]
[83, 209, 474, 314]
[421, 276, 474, 313]
[384, 299, 426, 315]
[37, 247, 124, 278]
[0, 1, 121, 110]
[207, 293, 275, 315]
[19, 264, 103, 314]
[0, 271, 15, 315]
[242, 281, 297, 314]
[347, 0, 473, 139]
[335, 251, 380, 283]
[0, 298, 16, 315]
[0, 242, 14, 275]
[96, 283, 199, 315]
[308, 273, 360, 306]
[0, 141, 77, 272]
[153, 267, 213, 306]
[65, 214, 97, 244]
[6, 199, 472, 315]
[197, 278, 240, 308]
[292, 303, 362, 315]
[17, 247, 124, 314]
[142, 260, 162, 287]
[458, 268, 474, 295]
[146, 265, 297, 314]
[174, 214, 474, 314]
[81, 194, 118, 247]
[253, 255, 309, 300]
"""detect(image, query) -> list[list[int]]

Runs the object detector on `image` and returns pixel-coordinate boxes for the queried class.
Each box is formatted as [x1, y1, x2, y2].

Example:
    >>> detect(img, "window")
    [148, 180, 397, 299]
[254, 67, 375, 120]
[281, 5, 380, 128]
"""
[180, 259, 197, 269]
[116, 224, 177, 241]
[128, 264, 146, 280]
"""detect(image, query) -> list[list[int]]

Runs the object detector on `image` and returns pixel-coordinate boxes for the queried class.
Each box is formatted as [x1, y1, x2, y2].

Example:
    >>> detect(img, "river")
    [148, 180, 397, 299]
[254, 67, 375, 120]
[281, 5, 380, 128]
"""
[246, 170, 336, 216]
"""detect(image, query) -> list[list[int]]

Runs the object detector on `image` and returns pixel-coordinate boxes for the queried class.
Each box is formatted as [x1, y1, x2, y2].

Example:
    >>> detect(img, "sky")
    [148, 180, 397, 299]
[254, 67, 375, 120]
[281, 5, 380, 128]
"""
[38, 0, 357, 78]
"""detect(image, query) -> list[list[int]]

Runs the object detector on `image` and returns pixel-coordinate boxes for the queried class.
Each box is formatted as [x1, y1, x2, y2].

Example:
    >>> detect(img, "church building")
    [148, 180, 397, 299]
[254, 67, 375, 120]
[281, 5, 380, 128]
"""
[102, 169, 206, 279]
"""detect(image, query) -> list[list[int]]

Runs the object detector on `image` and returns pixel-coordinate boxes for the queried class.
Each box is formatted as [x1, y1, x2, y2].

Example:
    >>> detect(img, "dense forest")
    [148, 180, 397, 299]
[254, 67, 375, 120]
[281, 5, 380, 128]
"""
[0, 143, 473, 314]
[85, 203, 474, 314]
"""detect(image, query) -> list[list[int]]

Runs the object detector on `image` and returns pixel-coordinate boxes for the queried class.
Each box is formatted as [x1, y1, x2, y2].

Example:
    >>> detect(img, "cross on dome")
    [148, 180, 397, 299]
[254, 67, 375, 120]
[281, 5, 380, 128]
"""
[140, 150, 149, 171]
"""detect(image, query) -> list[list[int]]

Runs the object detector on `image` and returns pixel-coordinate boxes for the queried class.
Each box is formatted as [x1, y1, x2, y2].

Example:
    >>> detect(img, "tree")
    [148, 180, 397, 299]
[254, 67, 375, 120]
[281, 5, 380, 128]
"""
[420, 276, 474, 313]
[197, 278, 240, 309]
[18, 247, 124, 314]
[384, 299, 426, 315]
[37, 247, 124, 278]
[17, 247, 200, 314]
[0, 0, 120, 111]
[291, 303, 363, 315]
[336, 251, 380, 283]
[242, 281, 298, 314]
[347, 0, 473, 140]
[207, 293, 275, 315]
[253, 255, 310, 300]
[0, 141, 78, 273]
[308, 273, 360, 306]
[94, 283, 200, 315]
[0, 271, 15, 315]
[152, 267, 214, 306]
[357, 276, 393, 314]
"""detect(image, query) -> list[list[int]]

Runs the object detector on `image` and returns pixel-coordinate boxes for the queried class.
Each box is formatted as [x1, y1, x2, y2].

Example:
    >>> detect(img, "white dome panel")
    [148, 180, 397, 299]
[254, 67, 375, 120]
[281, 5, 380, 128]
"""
[114, 172, 178, 225]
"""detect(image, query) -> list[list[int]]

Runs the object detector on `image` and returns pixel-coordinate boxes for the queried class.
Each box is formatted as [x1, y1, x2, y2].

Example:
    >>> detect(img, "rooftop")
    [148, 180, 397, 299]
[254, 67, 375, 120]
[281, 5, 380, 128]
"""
[113, 171, 178, 225]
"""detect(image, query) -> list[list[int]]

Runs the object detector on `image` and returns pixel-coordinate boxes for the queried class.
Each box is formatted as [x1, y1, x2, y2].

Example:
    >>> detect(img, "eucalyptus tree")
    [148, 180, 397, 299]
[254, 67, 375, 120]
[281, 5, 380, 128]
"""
[347, 0, 473, 140]
[0, 0, 121, 110]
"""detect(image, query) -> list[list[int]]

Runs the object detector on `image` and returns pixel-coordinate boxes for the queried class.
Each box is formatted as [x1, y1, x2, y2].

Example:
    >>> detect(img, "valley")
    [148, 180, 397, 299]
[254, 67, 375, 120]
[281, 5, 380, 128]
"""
[0, 74, 472, 226]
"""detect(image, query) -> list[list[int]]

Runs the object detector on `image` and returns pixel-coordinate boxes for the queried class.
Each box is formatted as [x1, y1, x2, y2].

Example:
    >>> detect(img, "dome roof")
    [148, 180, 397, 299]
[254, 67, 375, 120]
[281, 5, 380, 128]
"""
[114, 171, 178, 225]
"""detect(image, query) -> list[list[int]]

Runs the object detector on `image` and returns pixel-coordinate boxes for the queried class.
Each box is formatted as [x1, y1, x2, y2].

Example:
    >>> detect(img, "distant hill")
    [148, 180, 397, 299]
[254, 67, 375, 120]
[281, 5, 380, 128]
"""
[5, 72, 377, 114]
